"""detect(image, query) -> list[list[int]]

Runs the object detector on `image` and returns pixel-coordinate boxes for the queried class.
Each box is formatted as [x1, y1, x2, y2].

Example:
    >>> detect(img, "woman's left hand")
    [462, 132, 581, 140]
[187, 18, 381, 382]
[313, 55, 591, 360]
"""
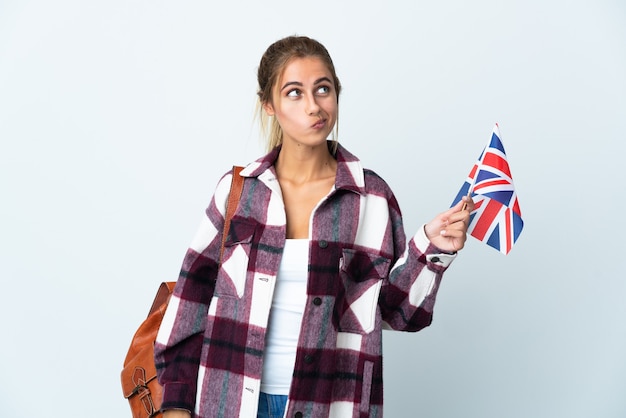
[424, 196, 475, 253]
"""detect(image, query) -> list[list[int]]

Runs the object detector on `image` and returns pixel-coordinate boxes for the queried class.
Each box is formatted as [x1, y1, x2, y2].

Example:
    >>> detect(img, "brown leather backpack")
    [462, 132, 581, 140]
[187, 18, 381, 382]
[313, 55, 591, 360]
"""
[121, 282, 175, 417]
[120, 166, 244, 417]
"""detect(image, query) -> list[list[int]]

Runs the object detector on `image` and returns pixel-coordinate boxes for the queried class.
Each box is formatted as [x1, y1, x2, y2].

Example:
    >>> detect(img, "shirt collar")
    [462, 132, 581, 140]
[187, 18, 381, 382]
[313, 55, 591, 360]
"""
[240, 141, 365, 195]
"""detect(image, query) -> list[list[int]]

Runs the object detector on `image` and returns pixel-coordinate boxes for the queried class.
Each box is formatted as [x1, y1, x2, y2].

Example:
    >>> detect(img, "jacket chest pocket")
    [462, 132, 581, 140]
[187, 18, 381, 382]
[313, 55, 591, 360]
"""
[215, 219, 256, 299]
[336, 248, 391, 334]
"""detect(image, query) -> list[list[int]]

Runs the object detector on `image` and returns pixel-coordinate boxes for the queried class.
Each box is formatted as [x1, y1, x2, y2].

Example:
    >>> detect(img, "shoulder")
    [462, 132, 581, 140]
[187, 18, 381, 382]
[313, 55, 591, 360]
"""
[360, 168, 403, 217]
[210, 167, 242, 209]
[362, 168, 394, 196]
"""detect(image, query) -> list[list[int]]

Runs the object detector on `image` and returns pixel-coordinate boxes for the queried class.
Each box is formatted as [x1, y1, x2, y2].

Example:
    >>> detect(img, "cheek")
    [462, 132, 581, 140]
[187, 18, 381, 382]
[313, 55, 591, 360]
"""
[275, 101, 301, 119]
[323, 101, 338, 119]
[272, 107, 296, 128]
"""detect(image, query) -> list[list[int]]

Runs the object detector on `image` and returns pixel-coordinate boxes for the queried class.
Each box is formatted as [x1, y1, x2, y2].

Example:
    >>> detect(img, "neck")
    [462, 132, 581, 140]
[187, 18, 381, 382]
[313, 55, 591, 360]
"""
[275, 141, 336, 183]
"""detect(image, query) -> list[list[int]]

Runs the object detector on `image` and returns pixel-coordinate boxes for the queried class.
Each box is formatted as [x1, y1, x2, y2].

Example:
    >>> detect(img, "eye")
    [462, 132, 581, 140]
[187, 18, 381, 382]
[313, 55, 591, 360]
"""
[286, 89, 301, 98]
[317, 85, 331, 95]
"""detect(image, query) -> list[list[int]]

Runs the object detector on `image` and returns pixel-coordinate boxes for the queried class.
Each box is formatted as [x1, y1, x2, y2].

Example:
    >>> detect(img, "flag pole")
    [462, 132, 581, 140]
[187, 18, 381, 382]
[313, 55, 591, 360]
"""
[462, 189, 472, 211]
[461, 131, 487, 211]
[462, 169, 477, 211]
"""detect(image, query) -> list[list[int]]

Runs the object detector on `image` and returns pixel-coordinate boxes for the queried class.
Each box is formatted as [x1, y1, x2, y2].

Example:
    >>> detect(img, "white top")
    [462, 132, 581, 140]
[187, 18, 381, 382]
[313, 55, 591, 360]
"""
[260, 239, 309, 395]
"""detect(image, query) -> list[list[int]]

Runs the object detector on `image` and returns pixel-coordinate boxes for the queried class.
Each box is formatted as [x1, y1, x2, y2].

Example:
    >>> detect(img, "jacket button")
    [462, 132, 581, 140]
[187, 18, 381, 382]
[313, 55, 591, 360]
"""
[431, 256, 440, 263]
[318, 240, 328, 248]
[313, 297, 322, 306]
[295, 412, 303, 418]
[304, 355, 314, 364]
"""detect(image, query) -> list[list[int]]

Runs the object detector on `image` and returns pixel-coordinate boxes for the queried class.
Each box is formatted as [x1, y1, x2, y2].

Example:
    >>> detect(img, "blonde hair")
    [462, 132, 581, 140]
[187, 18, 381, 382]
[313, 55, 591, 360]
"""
[256, 36, 342, 152]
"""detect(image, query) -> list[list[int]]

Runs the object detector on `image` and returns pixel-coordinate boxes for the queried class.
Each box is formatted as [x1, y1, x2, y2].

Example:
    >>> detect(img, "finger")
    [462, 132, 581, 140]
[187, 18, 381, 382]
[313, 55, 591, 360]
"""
[441, 227, 466, 238]
[446, 210, 471, 226]
[440, 201, 464, 219]
[462, 196, 475, 212]
[452, 196, 474, 215]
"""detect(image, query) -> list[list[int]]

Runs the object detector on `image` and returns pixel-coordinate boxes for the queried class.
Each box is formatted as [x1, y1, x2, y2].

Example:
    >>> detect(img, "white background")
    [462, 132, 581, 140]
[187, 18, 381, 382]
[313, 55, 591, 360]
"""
[1, 1, 625, 417]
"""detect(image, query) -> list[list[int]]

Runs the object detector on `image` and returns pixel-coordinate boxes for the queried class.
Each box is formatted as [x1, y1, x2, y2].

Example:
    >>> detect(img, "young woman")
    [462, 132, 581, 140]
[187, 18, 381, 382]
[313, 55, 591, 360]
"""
[155, 35, 474, 418]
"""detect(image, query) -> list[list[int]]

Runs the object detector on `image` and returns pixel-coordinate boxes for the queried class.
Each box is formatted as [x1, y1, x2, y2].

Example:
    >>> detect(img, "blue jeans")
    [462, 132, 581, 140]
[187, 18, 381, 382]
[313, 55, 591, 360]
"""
[257, 392, 288, 418]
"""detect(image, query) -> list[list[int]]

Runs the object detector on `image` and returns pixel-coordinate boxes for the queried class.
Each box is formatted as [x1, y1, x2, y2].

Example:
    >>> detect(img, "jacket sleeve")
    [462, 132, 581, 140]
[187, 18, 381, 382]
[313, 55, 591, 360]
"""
[153, 171, 234, 412]
[379, 191, 457, 332]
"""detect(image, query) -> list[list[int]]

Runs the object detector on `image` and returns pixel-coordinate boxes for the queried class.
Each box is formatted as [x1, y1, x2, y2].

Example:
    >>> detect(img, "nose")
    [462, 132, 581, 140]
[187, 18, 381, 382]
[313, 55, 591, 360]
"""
[306, 96, 321, 116]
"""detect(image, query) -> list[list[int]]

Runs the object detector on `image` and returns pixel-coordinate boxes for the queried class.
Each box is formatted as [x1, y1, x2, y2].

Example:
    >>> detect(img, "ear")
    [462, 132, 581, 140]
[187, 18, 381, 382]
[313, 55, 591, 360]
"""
[262, 101, 275, 116]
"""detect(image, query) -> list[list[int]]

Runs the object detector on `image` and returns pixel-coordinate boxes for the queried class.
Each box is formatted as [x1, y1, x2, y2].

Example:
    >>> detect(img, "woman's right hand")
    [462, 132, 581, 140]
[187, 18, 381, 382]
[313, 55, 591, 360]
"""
[162, 410, 191, 418]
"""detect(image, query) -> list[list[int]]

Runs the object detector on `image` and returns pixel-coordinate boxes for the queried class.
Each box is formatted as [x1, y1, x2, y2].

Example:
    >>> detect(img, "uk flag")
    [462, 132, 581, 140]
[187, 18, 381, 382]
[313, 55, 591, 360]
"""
[451, 124, 523, 254]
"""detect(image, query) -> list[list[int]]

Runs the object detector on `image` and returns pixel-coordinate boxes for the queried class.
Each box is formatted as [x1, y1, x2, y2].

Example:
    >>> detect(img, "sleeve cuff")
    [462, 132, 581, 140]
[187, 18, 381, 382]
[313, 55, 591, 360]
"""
[161, 382, 195, 413]
[414, 225, 457, 269]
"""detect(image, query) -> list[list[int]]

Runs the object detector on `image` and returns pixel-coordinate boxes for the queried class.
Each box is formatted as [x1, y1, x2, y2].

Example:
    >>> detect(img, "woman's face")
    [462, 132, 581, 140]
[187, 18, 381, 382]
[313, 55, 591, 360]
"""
[264, 56, 338, 148]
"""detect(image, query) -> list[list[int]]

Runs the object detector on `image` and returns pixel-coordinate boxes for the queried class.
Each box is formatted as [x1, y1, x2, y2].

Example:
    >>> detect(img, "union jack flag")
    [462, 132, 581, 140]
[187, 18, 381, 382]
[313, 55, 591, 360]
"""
[451, 124, 523, 254]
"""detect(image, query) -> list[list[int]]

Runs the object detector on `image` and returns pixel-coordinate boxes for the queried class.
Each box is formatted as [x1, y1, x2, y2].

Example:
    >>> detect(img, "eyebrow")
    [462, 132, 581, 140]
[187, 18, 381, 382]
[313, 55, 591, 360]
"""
[280, 77, 333, 92]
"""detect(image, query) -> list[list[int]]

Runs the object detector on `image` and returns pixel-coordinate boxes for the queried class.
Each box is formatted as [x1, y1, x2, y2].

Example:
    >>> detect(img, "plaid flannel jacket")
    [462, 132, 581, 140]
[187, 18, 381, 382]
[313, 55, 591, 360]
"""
[154, 143, 456, 418]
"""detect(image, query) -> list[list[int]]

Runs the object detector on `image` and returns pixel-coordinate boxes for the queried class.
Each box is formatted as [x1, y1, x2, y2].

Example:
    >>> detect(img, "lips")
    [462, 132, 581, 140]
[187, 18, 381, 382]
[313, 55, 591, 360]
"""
[312, 118, 326, 129]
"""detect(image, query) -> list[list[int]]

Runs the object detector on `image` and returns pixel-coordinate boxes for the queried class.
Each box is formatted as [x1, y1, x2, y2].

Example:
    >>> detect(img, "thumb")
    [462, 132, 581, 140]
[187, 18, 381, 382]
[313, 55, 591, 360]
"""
[445, 197, 468, 216]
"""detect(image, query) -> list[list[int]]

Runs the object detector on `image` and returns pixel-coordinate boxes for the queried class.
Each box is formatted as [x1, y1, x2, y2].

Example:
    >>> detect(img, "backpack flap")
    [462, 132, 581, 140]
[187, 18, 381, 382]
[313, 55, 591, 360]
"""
[121, 282, 175, 417]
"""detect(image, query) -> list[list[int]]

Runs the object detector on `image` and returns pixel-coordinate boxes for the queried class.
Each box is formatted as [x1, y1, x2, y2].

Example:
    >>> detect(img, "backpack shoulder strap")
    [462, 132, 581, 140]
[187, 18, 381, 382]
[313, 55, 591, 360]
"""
[220, 166, 244, 262]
